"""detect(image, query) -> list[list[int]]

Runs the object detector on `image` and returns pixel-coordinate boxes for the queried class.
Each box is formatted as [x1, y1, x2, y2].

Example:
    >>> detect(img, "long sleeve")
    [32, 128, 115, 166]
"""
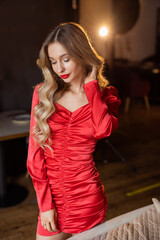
[26, 85, 55, 213]
[83, 80, 121, 140]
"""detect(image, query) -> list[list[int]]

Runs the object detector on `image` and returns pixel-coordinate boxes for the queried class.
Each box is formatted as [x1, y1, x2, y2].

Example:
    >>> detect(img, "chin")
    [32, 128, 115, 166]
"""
[62, 78, 73, 83]
[62, 79, 71, 83]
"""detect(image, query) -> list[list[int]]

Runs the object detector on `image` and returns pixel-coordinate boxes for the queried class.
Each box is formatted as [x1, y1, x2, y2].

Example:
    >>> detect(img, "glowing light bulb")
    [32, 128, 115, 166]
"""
[152, 68, 160, 74]
[99, 26, 109, 37]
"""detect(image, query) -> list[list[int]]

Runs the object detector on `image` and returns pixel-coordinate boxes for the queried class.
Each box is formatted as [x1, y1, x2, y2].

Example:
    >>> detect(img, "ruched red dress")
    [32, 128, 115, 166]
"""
[27, 79, 121, 236]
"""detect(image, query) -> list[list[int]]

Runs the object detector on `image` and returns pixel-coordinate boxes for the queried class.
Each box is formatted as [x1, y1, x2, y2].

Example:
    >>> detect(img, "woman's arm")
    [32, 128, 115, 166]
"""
[83, 80, 121, 140]
[26, 85, 55, 213]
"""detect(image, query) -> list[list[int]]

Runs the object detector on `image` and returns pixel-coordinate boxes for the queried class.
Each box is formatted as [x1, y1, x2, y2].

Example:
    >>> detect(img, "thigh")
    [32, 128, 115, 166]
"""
[36, 232, 72, 240]
[72, 233, 78, 236]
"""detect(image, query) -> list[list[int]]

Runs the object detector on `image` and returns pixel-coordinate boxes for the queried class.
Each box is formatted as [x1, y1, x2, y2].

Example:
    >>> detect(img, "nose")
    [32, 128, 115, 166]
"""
[57, 61, 64, 73]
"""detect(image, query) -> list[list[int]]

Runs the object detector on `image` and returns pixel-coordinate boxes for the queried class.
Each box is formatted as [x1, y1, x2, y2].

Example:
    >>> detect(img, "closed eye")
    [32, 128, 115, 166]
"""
[63, 58, 70, 62]
[49, 55, 70, 65]
[51, 61, 57, 65]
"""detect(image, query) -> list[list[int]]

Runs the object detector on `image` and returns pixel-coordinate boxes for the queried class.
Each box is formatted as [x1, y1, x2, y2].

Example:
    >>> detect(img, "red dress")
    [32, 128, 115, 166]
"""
[27, 79, 121, 236]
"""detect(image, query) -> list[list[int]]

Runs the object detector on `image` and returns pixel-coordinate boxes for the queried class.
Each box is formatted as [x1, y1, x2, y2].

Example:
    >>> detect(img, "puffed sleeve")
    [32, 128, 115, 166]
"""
[83, 80, 121, 140]
[26, 85, 55, 213]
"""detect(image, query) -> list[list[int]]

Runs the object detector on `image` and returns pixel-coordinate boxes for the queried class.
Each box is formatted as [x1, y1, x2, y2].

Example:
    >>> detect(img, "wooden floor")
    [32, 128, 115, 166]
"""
[0, 99, 160, 240]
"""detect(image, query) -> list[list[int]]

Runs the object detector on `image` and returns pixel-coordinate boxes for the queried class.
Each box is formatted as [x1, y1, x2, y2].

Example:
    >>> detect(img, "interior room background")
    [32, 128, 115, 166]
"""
[0, 0, 79, 112]
[80, 0, 160, 61]
[0, 0, 160, 112]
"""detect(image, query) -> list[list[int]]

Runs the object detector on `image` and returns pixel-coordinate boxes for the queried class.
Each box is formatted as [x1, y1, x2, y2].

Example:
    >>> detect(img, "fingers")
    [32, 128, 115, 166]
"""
[91, 65, 97, 78]
[41, 212, 58, 232]
[46, 222, 52, 232]
[42, 220, 58, 232]
[88, 65, 97, 79]
[84, 65, 97, 84]
[40, 208, 59, 232]
[50, 219, 58, 232]
[50, 210, 58, 232]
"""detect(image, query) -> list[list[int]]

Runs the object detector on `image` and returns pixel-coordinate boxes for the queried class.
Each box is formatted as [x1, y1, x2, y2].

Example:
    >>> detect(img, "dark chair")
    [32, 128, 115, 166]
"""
[113, 66, 151, 113]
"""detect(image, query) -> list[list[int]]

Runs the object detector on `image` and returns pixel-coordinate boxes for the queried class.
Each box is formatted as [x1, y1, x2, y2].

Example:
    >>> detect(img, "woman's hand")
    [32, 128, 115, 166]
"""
[40, 208, 59, 232]
[84, 66, 97, 84]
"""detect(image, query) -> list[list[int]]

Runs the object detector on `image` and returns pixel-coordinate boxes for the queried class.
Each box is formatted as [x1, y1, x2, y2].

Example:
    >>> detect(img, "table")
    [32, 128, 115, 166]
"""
[0, 110, 30, 207]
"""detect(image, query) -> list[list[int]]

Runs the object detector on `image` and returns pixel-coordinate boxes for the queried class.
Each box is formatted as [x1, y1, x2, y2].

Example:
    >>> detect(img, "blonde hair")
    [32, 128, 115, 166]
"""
[32, 22, 110, 152]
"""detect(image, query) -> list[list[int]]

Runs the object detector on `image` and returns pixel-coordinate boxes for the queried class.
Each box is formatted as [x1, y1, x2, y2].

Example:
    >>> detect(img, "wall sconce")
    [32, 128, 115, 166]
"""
[99, 26, 109, 37]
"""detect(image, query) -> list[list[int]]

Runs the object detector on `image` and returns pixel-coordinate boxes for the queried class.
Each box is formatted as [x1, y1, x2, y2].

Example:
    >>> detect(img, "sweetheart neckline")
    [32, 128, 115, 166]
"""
[54, 102, 90, 114]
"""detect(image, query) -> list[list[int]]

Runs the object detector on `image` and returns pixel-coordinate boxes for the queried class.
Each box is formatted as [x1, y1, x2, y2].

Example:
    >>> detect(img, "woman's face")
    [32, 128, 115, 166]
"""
[48, 42, 84, 84]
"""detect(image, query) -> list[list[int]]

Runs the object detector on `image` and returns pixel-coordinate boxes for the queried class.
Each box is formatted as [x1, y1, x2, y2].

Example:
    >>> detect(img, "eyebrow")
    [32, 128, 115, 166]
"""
[48, 53, 68, 60]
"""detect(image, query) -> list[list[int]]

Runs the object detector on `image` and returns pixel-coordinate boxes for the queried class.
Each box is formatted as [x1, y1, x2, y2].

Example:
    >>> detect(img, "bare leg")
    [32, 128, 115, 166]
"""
[36, 232, 72, 240]
[72, 233, 78, 236]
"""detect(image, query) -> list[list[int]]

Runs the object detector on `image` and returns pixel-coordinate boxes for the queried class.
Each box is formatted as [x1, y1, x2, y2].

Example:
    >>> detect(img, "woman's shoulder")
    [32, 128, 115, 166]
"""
[32, 82, 43, 103]
[33, 82, 43, 91]
[101, 84, 119, 97]
[101, 84, 121, 105]
[33, 82, 43, 95]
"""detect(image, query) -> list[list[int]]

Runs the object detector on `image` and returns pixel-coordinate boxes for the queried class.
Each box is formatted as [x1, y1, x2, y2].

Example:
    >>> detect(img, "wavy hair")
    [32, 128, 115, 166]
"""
[32, 22, 110, 153]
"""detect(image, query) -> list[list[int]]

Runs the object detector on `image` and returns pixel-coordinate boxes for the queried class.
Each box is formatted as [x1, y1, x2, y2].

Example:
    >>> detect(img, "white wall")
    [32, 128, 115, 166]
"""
[79, 0, 160, 61]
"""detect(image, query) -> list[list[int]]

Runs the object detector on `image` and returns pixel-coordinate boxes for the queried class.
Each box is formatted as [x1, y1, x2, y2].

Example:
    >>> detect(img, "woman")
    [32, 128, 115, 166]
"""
[27, 22, 121, 240]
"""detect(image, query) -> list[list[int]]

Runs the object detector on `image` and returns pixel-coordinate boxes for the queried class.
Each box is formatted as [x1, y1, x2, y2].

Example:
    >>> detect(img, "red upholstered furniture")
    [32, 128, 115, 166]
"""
[113, 66, 151, 112]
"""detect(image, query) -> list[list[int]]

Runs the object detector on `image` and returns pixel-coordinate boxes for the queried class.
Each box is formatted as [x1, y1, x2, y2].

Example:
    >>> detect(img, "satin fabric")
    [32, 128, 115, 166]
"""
[27, 80, 121, 236]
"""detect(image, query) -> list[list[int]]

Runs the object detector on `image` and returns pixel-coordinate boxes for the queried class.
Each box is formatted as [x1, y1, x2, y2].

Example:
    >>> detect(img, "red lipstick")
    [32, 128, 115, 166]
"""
[60, 74, 70, 79]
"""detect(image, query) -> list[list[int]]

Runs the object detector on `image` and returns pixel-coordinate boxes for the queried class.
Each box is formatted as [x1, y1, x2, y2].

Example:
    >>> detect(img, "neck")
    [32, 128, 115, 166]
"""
[69, 75, 86, 94]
